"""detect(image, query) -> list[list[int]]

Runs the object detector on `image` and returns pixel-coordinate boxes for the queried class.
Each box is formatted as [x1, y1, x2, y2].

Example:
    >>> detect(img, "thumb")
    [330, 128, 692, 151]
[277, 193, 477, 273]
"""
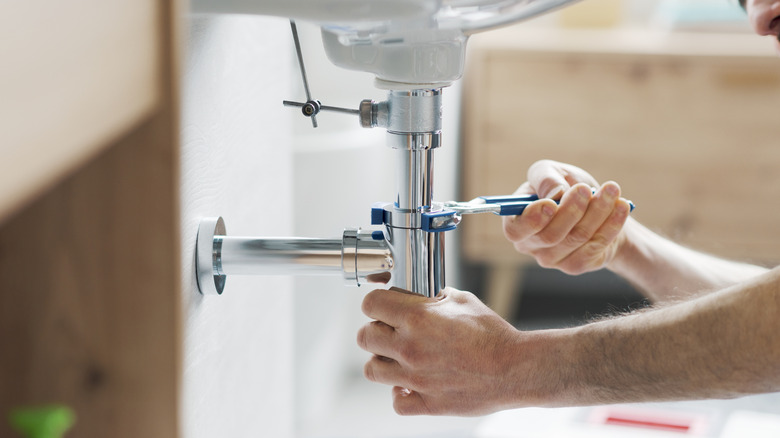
[527, 161, 570, 200]
[533, 176, 569, 201]
[511, 181, 536, 197]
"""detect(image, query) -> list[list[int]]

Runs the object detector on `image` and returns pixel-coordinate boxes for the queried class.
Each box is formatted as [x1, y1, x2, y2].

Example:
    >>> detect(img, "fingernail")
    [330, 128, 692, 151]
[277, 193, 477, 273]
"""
[542, 205, 556, 217]
[604, 183, 619, 198]
[577, 185, 592, 200]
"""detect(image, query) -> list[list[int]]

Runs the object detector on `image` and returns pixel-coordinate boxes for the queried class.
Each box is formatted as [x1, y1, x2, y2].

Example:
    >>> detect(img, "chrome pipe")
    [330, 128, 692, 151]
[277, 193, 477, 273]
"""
[393, 144, 436, 211]
[385, 226, 445, 297]
[379, 88, 446, 298]
[217, 236, 344, 276]
[196, 218, 394, 295]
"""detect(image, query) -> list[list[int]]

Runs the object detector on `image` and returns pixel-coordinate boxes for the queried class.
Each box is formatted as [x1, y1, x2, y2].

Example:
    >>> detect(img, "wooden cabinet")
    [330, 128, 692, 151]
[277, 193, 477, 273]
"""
[0, 2, 180, 437]
[461, 28, 780, 313]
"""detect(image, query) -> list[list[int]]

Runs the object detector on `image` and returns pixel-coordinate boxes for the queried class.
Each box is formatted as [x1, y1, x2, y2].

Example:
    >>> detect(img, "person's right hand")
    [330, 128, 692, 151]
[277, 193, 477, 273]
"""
[502, 160, 632, 275]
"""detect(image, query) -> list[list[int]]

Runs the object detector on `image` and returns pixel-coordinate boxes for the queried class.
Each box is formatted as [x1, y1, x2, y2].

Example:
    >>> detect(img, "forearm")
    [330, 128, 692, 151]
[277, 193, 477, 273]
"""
[608, 217, 768, 302]
[519, 268, 780, 407]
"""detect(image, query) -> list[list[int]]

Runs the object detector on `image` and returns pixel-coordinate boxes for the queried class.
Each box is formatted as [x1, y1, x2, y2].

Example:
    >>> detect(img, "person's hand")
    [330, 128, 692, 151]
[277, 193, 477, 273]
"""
[357, 287, 530, 416]
[502, 160, 632, 275]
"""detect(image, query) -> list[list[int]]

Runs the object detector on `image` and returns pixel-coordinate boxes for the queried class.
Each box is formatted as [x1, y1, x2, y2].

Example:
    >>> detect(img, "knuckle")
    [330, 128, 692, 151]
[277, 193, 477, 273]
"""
[408, 374, 431, 393]
[361, 293, 375, 317]
[462, 290, 478, 303]
[363, 360, 377, 382]
[534, 253, 557, 269]
[513, 241, 531, 255]
[563, 226, 591, 247]
[356, 326, 368, 350]
[536, 231, 562, 247]
[588, 233, 611, 251]
[449, 289, 472, 305]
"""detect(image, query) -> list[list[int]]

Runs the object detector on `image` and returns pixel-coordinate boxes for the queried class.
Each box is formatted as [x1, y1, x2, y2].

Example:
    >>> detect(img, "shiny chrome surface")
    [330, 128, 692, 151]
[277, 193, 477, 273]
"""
[342, 229, 395, 286]
[378, 87, 446, 298]
[387, 132, 441, 151]
[386, 89, 442, 134]
[196, 217, 227, 296]
[384, 226, 445, 297]
[217, 236, 344, 276]
[395, 147, 436, 212]
[283, 100, 360, 116]
[195, 218, 394, 294]
[443, 200, 504, 215]
[428, 211, 461, 231]
[362, 90, 443, 134]
[290, 20, 319, 127]
[377, 203, 422, 229]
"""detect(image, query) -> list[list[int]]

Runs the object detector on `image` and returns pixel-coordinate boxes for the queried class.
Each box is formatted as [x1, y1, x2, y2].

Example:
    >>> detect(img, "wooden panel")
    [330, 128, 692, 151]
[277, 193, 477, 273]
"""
[0, 114, 180, 437]
[0, 1, 160, 223]
[462, 29, 780, 265]
[0, 0, 180, 436]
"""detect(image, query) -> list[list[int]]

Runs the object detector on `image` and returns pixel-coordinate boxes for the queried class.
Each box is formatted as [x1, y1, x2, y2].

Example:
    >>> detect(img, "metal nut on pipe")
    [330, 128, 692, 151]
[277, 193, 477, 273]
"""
[342, 229, 394, 286]
[360, 99, 377, 128]
[386, 89, 442, 134]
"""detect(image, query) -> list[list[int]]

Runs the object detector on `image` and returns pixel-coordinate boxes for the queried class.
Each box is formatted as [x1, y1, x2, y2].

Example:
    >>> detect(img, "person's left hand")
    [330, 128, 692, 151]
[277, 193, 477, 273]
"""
[357, 287, 529, 416]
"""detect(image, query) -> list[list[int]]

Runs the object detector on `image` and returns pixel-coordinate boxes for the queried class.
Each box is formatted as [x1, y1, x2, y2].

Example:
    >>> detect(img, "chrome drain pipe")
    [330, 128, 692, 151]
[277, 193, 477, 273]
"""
[196, 217, 394, 295]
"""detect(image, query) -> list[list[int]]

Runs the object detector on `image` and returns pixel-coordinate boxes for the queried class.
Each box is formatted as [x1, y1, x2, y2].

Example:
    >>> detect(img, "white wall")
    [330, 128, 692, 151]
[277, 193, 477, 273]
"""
[180, 16, 295, 438]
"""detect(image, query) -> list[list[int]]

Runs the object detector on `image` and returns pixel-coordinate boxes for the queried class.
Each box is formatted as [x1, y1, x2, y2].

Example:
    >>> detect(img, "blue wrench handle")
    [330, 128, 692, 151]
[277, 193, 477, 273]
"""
[477, 194, 634, 216]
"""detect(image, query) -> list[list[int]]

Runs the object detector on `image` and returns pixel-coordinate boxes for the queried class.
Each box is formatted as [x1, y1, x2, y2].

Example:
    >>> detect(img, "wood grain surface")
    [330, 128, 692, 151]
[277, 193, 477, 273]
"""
[462, 29, 780, 266]
[0, 1, 160, 223]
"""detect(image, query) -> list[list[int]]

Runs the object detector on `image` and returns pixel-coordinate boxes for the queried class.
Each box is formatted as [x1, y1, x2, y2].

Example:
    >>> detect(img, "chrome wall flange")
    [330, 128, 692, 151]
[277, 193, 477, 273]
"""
[196, 217, 227, 296]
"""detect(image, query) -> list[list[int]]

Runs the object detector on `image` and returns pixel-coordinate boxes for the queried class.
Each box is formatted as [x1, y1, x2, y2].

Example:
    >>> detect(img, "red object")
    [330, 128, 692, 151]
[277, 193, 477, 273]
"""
[605, 414, 692, 433]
